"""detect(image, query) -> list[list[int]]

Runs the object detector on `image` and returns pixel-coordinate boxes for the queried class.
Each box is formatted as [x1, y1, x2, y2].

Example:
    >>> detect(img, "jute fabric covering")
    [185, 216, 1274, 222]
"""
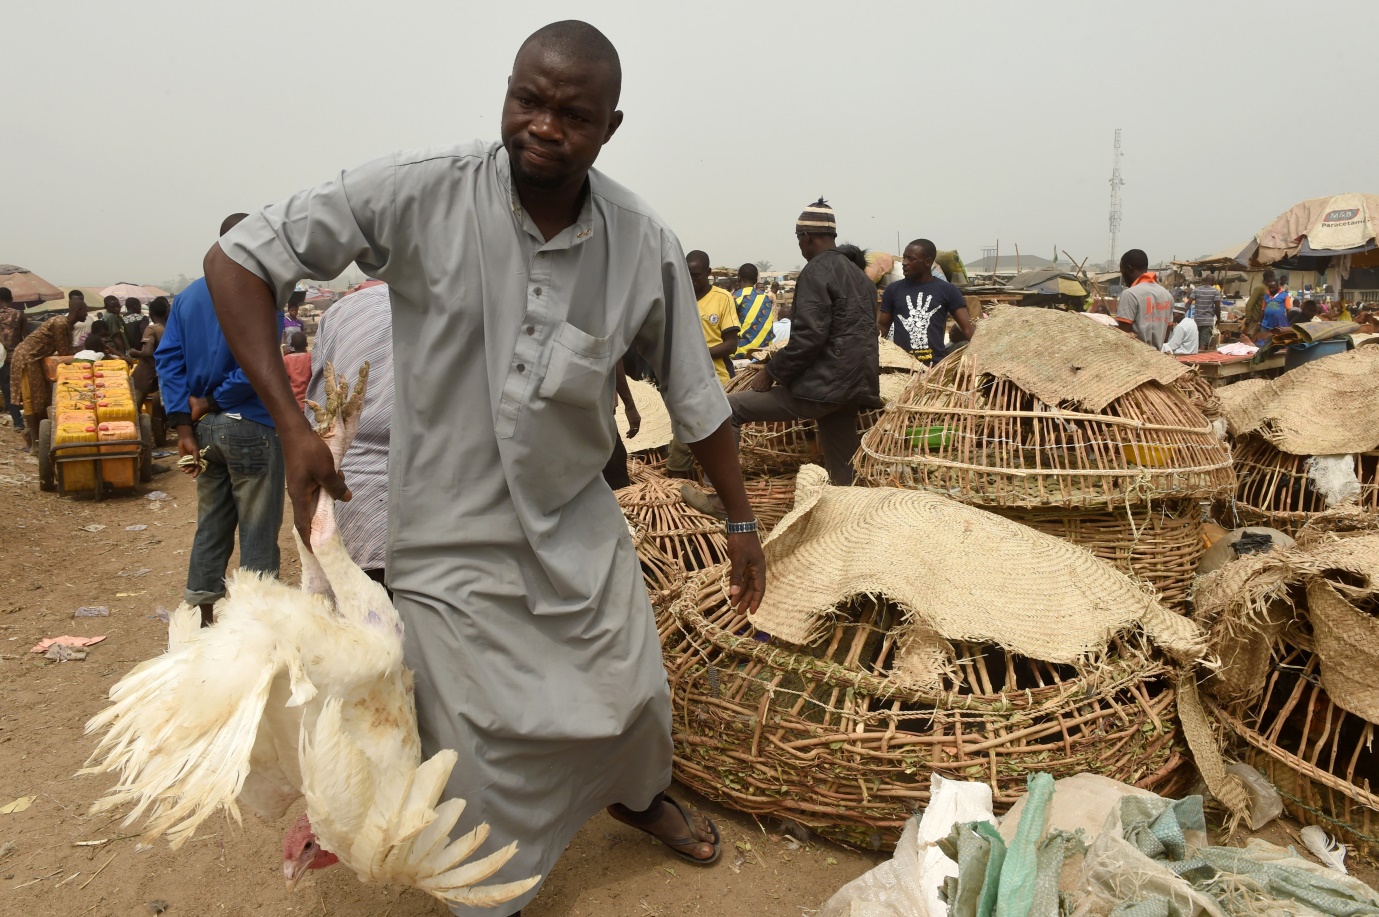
[1218, 347, 1379, 455]
[662, 566, 1187, 848]
[855, 346, 1233, 510]
[748, 466, 1205, 686]
[617, 379, 675, 452]
[878, 337, 924, 373]
[1194, 522, 1379, 721]
[964, 306, 1188, 412]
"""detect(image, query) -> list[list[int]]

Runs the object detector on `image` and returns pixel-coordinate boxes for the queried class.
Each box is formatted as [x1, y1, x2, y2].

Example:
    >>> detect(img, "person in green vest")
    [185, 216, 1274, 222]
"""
[732, 263, 774, 356]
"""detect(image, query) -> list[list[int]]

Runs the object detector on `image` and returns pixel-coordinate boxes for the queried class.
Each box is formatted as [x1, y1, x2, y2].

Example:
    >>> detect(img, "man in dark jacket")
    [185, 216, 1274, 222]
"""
[727, 198, 880, 485]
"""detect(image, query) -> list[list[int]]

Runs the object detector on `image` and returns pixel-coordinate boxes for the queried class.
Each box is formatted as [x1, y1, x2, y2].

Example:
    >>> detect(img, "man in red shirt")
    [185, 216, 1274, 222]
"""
[282, 330, 311, 410]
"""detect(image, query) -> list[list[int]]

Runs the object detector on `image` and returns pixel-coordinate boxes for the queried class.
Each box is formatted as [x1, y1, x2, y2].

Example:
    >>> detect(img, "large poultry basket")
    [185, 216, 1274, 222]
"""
[1196, 527, 1379, 860]
[617, 475, 728, 580]
[854, 348, 1234, 511]
[1206, 622, 1379, 862]
[662, 567, 1185, 850]
[1008, 503, 1205, 612]
[725, 365, 913, 475]
[1224, 434, 1379, 536]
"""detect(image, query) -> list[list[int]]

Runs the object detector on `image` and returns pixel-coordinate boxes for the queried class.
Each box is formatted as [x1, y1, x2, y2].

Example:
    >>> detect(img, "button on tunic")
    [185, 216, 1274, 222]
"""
[221, 141, 728, 915]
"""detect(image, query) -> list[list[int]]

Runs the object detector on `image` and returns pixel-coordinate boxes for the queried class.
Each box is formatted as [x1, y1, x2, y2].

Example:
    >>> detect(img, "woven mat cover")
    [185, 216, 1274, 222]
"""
[617, 379, 674, 452]
[750, 465, 1205, 666]
[1216, 347, 1379, 455]
[878, 337, 923, 373]
[1194, 523, 1379, 721]
[964, 306, 1187, 411]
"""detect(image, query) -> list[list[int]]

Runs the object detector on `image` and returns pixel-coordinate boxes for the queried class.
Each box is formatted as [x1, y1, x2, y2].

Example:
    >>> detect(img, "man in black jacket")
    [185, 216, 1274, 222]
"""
[727, 199, 880, 485]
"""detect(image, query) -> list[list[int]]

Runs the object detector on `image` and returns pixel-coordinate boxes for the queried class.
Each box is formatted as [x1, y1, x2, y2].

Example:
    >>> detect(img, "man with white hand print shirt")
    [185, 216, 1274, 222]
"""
[878, 238, 976, 365]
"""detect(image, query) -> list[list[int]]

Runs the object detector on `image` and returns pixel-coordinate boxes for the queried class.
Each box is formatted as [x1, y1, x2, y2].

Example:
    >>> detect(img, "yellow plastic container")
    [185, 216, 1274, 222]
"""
[94, 360, 129, 376]
[97, 421, 139, 490]
[57, 410, 98, 428]
[54, 422, 98, 492]
[92, 378, 132, 399]
[56, 364, 93, 383]
[55, 391, 97, 413]
[96, 399, 137, 425]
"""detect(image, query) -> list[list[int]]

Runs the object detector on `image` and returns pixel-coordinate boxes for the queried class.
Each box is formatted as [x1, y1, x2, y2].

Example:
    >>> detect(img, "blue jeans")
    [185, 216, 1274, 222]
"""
[0, 360, 21, 430]
[185, 413, 285, 606]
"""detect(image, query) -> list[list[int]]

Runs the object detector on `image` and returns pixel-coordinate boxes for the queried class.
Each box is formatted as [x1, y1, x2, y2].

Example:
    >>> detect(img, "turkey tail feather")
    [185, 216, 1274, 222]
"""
[301, 699, 538, 909]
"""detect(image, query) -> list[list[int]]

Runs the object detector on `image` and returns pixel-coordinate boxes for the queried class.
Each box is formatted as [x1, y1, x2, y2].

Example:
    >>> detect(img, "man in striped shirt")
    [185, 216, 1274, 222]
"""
[306, 282, 392, 582]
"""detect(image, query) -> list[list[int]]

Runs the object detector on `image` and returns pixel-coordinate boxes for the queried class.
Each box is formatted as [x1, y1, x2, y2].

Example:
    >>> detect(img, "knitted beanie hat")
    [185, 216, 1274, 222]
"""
[796, 198, 837, 235]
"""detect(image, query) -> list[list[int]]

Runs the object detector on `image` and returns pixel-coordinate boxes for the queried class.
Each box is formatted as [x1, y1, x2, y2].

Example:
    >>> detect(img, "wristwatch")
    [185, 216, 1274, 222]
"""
[725, 519, 759, 535]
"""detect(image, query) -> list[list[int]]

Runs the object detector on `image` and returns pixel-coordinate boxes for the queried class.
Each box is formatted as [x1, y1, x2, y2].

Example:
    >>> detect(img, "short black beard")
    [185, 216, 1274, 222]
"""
[508, 148, 570, 193]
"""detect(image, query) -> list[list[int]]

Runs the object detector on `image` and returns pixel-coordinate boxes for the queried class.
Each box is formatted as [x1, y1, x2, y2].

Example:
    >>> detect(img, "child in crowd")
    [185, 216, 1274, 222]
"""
[282, 330, 311, 410]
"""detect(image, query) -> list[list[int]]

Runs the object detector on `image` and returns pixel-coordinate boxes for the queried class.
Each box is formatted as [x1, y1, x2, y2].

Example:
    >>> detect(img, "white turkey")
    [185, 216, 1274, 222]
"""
[82, 364, 538, 909]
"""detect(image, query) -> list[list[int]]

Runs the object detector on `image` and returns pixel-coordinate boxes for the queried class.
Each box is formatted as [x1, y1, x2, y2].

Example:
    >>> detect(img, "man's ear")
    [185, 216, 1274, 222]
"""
[603, 109, 624, 144]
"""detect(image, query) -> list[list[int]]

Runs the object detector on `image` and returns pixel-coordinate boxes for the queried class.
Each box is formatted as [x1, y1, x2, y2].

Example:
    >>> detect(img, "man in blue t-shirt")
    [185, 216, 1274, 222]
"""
[156, 212, 286, 627]
[878, 238, 976, 364]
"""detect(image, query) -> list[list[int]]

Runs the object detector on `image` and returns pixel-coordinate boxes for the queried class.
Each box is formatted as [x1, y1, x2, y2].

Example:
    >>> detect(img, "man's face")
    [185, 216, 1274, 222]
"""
[902, 245, 933, 281]
[501, 45, 623, 193]
[1268, 282, 1281, 295]
[72, 302, 89, 323]
[104, 297, 120, 314]
[687, 259, 711, 293]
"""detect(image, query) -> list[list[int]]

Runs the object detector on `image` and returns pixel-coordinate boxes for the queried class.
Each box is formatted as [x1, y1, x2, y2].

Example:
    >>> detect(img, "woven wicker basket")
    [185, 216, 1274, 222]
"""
[617, 476, 728, 579]
[1009, 503, 1205, 612]
[855, 349, 1234, 510]
[662, 567, 1185, 850]
[1224, 434, 1379, 535]
[1169, 368, 1222, 421]
[1205, 622, 1379, 861]
[725, 364, 910, 475]
[627, 449, 667, 484]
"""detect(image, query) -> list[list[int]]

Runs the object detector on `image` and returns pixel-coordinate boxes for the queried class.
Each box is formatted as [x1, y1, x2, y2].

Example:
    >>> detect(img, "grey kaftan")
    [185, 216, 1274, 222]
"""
[221, 141, 729, 915]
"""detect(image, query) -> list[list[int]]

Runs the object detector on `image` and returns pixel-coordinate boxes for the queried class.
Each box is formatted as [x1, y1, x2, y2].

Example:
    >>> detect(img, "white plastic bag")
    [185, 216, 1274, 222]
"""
[819, 775, 995, 917]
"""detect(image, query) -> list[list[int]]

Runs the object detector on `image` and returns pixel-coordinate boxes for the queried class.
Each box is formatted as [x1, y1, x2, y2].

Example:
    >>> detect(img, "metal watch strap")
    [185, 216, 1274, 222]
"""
[725, 519, 759, 535]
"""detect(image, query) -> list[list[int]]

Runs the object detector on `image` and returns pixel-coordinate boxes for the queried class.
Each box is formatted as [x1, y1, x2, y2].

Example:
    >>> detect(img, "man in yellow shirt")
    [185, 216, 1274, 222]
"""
[667, 250, 738, 477]
[687, 250, 739, 383]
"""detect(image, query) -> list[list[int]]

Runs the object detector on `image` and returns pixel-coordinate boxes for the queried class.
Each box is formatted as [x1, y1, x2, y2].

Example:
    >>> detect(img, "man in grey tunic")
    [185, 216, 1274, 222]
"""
[203, 21, 766, 916]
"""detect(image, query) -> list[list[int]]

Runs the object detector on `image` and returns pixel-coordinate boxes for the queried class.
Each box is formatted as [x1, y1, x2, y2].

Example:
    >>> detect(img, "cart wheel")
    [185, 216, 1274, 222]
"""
[139, 414, 154, 483]
[38, 420, 56, 492]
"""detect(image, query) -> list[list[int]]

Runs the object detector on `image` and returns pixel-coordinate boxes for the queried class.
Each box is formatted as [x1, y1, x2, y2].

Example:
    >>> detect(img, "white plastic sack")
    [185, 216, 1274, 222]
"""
[819, 775, 995, 917]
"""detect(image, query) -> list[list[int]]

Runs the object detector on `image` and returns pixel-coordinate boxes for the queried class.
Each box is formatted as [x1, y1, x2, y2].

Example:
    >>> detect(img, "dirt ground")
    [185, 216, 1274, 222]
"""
[1, 421, 1375, 917]
[0, 424, 878, 917]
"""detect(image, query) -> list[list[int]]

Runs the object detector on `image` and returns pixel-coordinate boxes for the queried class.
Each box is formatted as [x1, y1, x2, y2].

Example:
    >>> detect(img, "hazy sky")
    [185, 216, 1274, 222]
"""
[6, 0, 1376, 286]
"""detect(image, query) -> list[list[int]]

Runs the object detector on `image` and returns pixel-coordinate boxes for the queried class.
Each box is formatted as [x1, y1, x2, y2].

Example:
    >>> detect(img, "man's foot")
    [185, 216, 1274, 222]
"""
[607, 795, 720, 865]
[679, 483, 728, 521]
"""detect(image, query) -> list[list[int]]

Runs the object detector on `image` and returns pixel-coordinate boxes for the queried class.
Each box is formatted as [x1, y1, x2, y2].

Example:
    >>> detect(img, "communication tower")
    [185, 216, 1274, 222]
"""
[1108, 129, 1124, 266]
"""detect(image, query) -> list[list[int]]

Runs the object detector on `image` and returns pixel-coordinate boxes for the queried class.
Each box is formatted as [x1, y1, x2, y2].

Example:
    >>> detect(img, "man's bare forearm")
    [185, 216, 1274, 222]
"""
[203, 244, 311, 437]
[688, 421, 753, 523]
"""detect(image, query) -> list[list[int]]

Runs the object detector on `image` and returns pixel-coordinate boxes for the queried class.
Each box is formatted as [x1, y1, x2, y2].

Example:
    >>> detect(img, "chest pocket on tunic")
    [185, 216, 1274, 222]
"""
[538, 321, 613, 410]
